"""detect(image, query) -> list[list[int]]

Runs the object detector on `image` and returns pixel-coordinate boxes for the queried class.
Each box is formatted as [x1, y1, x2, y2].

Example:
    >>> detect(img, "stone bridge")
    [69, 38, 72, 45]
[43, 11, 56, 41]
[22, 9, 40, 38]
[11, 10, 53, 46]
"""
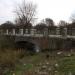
[1, 28, 75, 52]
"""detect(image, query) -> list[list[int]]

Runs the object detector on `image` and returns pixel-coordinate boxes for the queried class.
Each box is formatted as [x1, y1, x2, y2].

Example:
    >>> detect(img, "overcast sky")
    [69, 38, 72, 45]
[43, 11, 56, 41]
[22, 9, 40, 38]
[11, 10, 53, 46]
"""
[0, 0, 75, 24]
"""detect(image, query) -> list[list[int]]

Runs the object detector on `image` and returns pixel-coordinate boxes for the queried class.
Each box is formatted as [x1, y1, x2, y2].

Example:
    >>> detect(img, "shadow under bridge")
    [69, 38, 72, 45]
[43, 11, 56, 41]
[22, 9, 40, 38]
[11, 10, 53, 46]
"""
[15, 39, 40, 53]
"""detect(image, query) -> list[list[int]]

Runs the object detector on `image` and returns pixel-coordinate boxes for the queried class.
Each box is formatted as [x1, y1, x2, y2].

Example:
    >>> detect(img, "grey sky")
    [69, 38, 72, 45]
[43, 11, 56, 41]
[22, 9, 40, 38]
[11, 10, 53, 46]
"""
[0, 0, 75, 24]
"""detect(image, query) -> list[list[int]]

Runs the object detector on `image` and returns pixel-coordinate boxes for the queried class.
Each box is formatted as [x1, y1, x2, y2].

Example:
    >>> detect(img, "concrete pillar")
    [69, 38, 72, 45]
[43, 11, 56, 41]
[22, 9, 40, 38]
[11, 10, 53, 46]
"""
[34, 29, 36, 34]
[71, 28, 75, 35]
[12, 29, 15, 35]
[31, 29, 35, 35]
[6, 29, 9, 35]
[44, 28, 48, 36]
[56, 27, 60, 35]
[26, 29, 28, 34]
[20, 29, 23, 35]
[64, 27, 67, 36]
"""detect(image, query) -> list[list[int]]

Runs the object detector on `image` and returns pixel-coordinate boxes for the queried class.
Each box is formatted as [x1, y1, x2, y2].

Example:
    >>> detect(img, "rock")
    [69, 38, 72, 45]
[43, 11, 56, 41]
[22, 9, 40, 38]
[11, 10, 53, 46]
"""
[67, 54, 71, 57]
[68, 71, 72, 75]
[46, 62, 49, 65]
[41, 65, 47, 69]
[55, 63, 59, 67]
[24, 63, 26, 66]
[13, 73, 15, 75]
[55, 70, 58, 72]
[57, 51, 62, 55]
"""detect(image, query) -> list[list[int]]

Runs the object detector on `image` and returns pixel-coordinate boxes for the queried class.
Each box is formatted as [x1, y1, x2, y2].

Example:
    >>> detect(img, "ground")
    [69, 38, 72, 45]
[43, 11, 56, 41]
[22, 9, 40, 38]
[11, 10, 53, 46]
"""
[2, 49, 75, 75]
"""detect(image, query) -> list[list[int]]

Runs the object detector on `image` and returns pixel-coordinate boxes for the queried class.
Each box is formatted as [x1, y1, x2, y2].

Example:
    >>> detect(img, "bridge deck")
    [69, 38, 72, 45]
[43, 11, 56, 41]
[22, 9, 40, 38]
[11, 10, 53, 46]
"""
[2, 33, 75, 39]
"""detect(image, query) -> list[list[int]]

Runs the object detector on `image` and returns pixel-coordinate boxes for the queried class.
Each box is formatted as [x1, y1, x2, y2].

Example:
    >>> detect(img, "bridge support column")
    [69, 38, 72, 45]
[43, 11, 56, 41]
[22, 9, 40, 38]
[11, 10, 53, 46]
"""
[26, 29, 28, 34]
[44, 28, 48, 37]
[64, 27, 67, 36]
[56, 27, 60, 35]
[12, 29, 15, 35]
[6, 29, 9, 35]
[20, 29, 23, 35]
[31, 29, 36, 35]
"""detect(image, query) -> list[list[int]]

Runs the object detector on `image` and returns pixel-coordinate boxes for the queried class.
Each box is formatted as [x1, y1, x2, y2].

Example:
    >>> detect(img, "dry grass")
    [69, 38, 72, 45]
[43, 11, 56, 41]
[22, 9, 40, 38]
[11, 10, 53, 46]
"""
[0, 49, 26, 75]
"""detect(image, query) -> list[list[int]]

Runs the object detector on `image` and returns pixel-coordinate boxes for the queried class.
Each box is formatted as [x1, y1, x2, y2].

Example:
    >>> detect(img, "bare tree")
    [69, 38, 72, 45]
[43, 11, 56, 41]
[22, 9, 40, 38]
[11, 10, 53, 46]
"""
[14, 0, 37, 26]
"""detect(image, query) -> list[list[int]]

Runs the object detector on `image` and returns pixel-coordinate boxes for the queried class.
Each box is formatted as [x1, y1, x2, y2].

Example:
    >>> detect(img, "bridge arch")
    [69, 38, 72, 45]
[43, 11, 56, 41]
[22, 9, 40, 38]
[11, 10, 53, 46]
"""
[15, 40, 40, 52]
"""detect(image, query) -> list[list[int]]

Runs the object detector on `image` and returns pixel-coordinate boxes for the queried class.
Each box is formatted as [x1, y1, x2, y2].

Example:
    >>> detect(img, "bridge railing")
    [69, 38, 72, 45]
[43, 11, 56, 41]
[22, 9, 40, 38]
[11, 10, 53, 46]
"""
[0, 27, 75, 38]
[0, 28, 65, 35]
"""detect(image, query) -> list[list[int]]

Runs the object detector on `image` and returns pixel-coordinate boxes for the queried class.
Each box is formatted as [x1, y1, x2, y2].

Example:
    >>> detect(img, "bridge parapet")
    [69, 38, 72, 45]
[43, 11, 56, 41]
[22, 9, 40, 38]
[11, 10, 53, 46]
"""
[1, 27, 75, 39]
[1, 27, 75, 50]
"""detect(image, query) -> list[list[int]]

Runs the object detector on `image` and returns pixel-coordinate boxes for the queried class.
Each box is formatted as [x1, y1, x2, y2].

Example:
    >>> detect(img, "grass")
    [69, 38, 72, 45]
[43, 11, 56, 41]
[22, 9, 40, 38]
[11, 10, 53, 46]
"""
[1, 49, 75, 75]
[11, 50, 75, 75]
[0, 49, 25, 75]
[1, 35, 75, 74]
[58, 56, 75, 72]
